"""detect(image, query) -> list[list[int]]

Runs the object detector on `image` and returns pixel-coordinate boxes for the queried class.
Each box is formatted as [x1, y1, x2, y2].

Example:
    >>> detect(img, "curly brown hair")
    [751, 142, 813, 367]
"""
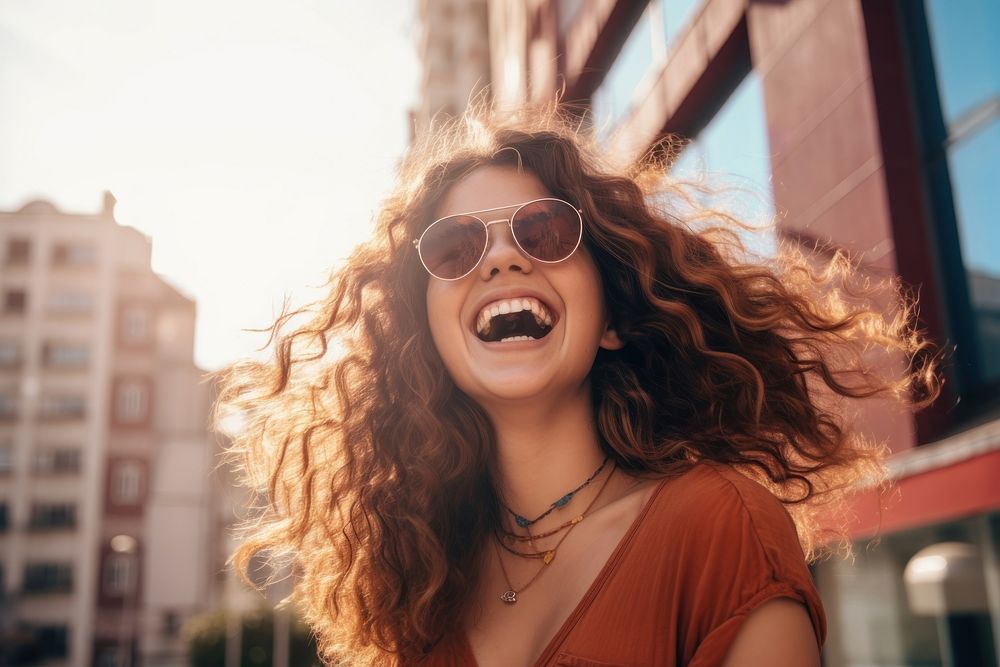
[214, 108, 939, 665]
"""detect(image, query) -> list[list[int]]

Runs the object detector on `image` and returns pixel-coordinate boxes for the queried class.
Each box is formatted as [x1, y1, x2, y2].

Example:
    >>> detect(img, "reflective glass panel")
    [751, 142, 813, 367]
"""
[671, 73, 776, 258]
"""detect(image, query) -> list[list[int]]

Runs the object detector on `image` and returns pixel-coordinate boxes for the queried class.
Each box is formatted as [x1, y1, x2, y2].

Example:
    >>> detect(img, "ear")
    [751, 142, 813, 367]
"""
[599, 321, 624, 351]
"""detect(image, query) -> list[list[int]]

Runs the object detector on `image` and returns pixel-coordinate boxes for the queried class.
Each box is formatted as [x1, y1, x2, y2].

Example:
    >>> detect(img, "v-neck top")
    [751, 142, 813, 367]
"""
[417, 463, 826, 666]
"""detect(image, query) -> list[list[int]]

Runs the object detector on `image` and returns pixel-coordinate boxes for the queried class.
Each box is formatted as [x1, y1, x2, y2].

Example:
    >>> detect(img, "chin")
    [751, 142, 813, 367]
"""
[455, 372, 551, 405]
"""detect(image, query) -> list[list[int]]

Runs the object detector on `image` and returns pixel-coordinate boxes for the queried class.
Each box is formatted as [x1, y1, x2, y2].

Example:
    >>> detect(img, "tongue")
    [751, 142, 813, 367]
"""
[486, 311, 550, 342]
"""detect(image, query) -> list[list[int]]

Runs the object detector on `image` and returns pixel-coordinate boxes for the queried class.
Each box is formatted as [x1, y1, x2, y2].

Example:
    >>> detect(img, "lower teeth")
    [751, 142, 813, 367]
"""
[499, 335, 535, 343]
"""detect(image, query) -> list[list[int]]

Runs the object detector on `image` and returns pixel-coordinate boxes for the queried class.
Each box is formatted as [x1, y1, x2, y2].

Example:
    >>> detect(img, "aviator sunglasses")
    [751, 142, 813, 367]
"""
[412, 197, 584, 281]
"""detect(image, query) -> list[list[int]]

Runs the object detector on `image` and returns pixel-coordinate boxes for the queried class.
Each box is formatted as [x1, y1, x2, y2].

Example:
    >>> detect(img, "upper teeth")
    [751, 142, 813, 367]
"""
[476, 297, 553, 336]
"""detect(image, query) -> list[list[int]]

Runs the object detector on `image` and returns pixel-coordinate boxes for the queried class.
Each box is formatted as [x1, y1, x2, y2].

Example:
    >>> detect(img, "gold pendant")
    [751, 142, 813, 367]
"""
[500, 590, 517, 604]
[543, 550, 555, 565]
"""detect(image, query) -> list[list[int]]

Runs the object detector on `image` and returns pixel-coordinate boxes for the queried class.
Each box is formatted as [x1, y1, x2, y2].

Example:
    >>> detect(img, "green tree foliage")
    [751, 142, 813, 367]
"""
[185, 608, 320, 667]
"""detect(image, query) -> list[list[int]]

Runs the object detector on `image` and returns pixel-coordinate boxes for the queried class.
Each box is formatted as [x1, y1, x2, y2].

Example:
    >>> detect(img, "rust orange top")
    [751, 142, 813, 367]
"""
[419, 463, 826, 666]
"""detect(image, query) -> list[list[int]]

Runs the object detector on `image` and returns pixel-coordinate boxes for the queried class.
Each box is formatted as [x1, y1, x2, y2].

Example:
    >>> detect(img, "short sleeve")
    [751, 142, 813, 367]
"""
[674, 465, 826, 666]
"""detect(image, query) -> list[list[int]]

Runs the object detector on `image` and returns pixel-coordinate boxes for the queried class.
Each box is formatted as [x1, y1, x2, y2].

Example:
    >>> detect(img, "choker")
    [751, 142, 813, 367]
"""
[502, 456, 610, 528]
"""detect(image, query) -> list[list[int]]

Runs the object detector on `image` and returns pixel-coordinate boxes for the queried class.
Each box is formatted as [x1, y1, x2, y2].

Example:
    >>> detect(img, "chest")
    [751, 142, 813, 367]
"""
[464, 488, 654, 666]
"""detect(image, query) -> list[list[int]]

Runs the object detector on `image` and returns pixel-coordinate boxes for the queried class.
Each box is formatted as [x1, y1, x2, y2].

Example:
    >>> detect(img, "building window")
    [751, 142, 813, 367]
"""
[905, 1, 1000, 400]
[115, 380, 149, 424]
[0, 393, 18, 421]
[38, 394, 86, 421]
[121, 305, 151, 344]
[658, 0, 702, 49]
[51, 241, 97, 267]
[42, 341, 90, 369]
[0, 502, 8, 531]
[670, 72, 777, 258]
[0, 442, 11, 474]
[33, 624, 70, 659]
[815, 513, 999, 666]
[557, 0, 584, 34]
[22, 562, 73, 594]
[3, 289, 27, 315]
[47, 290, 94, 316]
[0, 340, 21, 368]
[28, 502, 77, 530]
[103, 552, 137, 597]
[592, 4, 656, 134]
[162, 610, 181, 638]
[111, 460, 144, 505]
[34, 447, 81, 474]
[5, 238, 31, 265]
[96, 646, 130, 667]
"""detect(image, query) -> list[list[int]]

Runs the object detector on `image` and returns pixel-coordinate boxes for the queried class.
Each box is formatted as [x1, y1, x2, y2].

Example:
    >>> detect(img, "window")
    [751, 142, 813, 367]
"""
[592, 5, 656, 133]
[659, 0, 702, 49]
[0, 502, 8, 531]
[5, 238, 30, 265]
[115, 380, 149, 424]
[121, 305, 151, 344]
[0, 393, 18, 420]
[103, 552, 137, 597]
[33, 624, 70, 659]
[51, 241, 97, 267]
[670, 72, 777, 258]
[38, 394, 86, 421]
[816, 513, 999, 666]
[96, 646, 129, 667]
[591, 1, 704, 135]
[162, 610, 181, 638]
[47, 290, 94, 316]
[22, 562, 73, 593]
[557, 0, 584, 34]
[28, 502, 77, 530]
[3, 289, 27, 315]
[111, 460, 144, 505]
[34, 447, 81, 474]
[0, 340, 21, 368]
[43, 341, 89, 369]
[907, 1, 1000, 397]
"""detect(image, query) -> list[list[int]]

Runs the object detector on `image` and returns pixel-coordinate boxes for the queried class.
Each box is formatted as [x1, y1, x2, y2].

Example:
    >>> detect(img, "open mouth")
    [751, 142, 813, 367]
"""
[475, 297, 555, 343]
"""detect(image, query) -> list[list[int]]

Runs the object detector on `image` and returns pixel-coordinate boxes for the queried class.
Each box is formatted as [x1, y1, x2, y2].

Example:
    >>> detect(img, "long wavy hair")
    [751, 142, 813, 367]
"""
[215, 108, 939, 665]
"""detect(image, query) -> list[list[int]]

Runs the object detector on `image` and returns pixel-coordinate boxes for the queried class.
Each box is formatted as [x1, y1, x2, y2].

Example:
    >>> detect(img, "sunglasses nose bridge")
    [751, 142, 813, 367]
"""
[478, 217, 532, 275]
[482, 217, 516, 247]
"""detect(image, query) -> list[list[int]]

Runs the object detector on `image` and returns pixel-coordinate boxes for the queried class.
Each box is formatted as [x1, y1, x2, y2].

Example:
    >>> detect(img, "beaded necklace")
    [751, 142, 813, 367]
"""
[502, 456, 610, 528]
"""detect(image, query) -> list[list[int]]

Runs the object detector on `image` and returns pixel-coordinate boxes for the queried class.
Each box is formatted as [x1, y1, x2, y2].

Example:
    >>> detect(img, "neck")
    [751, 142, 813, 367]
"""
[481, 383, 607, 524]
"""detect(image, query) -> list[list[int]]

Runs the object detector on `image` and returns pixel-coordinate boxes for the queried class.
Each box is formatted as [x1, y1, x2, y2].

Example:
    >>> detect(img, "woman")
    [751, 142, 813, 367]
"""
[217, 109, 938, 666]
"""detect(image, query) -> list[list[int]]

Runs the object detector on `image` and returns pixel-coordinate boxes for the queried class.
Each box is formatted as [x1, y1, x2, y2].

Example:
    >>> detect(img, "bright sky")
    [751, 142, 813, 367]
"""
[0, 0, 419, 371]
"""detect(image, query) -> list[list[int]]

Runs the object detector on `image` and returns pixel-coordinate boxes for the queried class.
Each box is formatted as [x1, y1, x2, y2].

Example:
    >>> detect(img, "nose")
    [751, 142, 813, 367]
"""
[478, 219, 533, 279]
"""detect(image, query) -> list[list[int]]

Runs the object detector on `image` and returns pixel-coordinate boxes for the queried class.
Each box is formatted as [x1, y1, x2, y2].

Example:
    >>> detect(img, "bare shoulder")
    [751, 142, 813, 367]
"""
[721, 598, 821, 667]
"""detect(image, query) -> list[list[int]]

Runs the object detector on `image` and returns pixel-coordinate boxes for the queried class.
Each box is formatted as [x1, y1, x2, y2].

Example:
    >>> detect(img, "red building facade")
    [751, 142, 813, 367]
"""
[419, 0, 1000, 663]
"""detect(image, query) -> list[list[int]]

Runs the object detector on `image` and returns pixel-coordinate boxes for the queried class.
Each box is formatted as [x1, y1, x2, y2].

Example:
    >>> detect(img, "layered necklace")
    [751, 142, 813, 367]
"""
[494, 457, 616, 604]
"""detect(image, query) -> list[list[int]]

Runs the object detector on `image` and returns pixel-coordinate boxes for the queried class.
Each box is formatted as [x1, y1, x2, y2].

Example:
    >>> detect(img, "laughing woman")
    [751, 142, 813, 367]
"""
[216, 109, 938, 666]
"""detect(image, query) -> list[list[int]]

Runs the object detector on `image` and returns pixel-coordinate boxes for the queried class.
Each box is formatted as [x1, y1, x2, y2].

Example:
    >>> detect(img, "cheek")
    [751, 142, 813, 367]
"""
[425, 285, 463, 369]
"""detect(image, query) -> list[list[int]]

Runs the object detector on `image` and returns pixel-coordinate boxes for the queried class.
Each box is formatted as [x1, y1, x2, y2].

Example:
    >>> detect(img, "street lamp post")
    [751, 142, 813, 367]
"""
[110, 534, 139, 667]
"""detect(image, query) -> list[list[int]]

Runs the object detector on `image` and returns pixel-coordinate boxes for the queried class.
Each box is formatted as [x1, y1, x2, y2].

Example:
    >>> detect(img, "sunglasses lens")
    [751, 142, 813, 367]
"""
[511, 199, 582, 262]
[419, 215, 487, 280]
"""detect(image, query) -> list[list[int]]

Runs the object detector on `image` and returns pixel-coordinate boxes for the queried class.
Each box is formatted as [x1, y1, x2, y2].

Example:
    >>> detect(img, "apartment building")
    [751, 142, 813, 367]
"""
[0, 193, 220, 666]
[412, 0, 492, 136]
[418, 0, 1000, 664]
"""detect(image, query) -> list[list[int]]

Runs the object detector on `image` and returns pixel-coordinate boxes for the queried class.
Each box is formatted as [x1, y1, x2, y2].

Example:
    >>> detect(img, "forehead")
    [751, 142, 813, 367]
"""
[436, 166, 551, 219]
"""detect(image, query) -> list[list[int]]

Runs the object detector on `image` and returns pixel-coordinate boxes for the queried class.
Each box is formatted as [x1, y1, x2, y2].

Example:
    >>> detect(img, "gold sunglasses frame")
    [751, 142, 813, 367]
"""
[412, 197, 584, 281]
